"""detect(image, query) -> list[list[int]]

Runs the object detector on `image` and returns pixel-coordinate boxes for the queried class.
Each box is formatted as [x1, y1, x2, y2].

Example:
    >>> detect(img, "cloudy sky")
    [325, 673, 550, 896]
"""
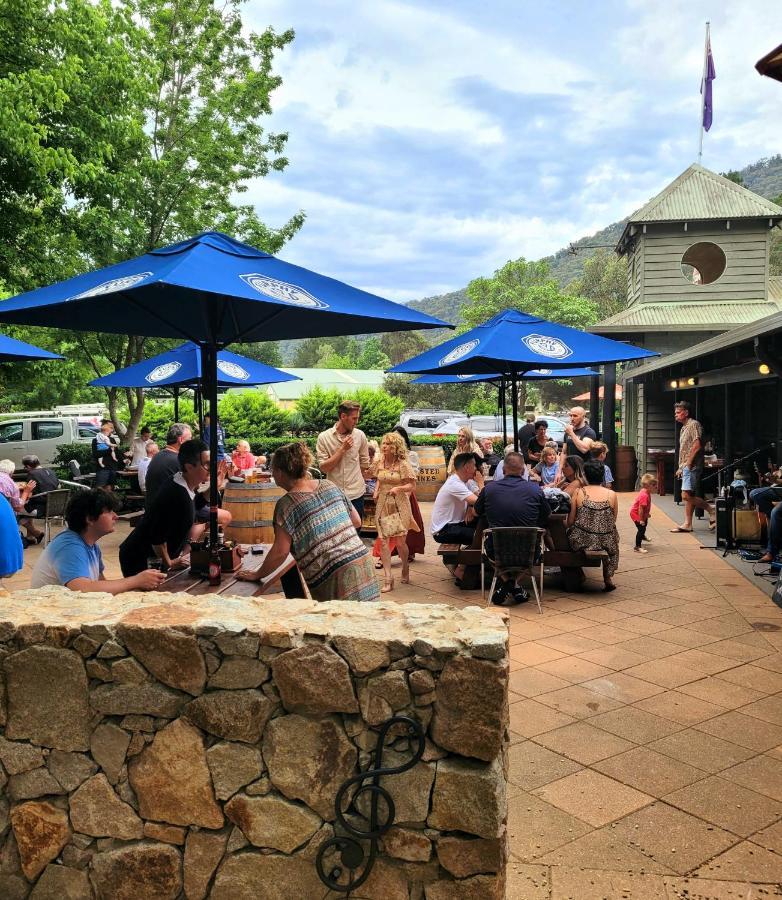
[244, 0, 782, 303]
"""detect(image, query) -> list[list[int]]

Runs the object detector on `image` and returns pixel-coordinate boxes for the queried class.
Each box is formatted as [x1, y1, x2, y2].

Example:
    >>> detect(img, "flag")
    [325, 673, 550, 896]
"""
[701, 34, 716, 132]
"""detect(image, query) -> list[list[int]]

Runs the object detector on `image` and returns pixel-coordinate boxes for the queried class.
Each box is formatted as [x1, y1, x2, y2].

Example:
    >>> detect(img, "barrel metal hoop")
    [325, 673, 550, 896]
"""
[230, 519, 274, 528]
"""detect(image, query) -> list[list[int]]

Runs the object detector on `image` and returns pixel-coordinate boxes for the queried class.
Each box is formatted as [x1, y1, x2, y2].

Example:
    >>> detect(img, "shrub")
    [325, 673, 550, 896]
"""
[218, 392, 289, 443]
[52, 442, 96, 474]
[133, 399, 198, 442]
[296, 386, 403, 436]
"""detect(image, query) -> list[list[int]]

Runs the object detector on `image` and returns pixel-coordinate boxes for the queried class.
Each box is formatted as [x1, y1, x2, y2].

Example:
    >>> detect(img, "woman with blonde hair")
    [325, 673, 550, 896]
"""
[231, 440, 266, 474]
[237, 442, 379, 602]
[446, 425, 483, 474]
[373, 431, 419, 592]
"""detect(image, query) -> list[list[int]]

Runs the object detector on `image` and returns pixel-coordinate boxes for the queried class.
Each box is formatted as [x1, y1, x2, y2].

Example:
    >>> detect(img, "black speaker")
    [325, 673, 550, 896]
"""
[715, 496, 733, 549]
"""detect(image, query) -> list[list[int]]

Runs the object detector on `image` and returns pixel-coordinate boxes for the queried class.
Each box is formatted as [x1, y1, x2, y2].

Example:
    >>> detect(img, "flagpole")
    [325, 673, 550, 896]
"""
[698, 21, 710, 163]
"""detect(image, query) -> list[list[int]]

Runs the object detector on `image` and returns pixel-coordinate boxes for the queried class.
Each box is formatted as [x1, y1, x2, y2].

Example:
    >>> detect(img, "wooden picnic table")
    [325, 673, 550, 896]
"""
[154, 543, 307, 599]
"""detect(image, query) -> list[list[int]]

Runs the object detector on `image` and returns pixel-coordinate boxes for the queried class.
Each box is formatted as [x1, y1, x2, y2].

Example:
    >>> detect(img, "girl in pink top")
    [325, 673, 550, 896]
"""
[630, 473, 657, 553]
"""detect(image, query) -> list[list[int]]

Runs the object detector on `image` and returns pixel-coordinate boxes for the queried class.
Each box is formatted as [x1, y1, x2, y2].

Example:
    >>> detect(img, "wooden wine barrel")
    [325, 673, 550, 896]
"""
[614, 445, 637, 492]
[414, 445, 447, 501]
[223, 481, 285, 544]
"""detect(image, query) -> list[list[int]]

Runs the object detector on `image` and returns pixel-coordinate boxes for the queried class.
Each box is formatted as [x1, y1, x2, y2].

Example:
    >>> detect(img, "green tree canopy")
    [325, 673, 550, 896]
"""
[566, 249, 628, 319]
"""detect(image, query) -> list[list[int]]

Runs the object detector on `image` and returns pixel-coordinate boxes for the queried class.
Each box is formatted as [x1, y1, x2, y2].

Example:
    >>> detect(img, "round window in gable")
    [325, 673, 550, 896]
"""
[681, 242, 726, 285]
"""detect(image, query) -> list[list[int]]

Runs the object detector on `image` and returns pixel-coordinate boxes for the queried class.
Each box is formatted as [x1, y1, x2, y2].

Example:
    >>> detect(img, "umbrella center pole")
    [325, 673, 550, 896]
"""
[200, 342, 221, 574]
[510, 372, 519, 452]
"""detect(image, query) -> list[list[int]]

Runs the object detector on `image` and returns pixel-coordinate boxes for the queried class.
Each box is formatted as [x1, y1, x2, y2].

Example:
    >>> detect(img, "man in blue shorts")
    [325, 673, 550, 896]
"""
[31, 489, 165, 593]
[671, 401, 715, 533]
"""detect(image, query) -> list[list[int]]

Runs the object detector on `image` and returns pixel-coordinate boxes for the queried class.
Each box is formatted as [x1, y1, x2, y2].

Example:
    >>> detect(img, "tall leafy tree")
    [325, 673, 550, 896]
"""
[567, 249, 629, 319]
[380, 330, 429, 366]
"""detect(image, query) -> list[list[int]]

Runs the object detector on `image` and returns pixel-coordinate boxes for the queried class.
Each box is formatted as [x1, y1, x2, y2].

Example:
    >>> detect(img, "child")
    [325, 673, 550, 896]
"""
[590, 442, 614, 488]
[630, 473, 656, 552]
[532, 446, 560, 486]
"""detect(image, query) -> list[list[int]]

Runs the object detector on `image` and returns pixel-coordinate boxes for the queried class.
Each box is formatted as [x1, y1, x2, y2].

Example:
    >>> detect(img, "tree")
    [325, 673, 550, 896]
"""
[240, 342, 284, 367]
[771, 194, 782, 277]
[293, 336, 356, 368]
[566, 249, 628, 319]
[1, 0, 304, 436]
[380, 331, 430, 366]
[357, 337, 390, 370]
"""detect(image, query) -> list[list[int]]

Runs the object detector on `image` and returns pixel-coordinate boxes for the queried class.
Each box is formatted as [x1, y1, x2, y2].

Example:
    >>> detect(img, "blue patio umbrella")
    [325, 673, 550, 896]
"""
[0, 231, 449, 559]
[0, 333, 63, 362]
[391, 309, 657, 450]
[89, 342, 300, 422]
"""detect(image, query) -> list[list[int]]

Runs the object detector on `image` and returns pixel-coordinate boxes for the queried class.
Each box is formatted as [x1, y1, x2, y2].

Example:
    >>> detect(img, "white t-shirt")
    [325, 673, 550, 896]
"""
[431, 474, 479, 535]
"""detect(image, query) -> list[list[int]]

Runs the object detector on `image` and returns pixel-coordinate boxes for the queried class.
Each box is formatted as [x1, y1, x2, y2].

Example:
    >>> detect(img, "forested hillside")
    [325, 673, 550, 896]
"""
[408, 155, 782, 326]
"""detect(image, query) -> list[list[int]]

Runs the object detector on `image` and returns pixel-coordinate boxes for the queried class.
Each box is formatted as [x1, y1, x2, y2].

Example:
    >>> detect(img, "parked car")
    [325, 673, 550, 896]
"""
[0, 415, 99, 468]
[433, 415, 569, 447]
[396, 409, 464, 436]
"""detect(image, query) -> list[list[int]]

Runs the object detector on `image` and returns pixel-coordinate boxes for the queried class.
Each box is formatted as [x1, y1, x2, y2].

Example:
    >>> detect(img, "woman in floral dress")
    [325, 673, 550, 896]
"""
[373, 432, 419, 593]
[566, 461, 619, 591]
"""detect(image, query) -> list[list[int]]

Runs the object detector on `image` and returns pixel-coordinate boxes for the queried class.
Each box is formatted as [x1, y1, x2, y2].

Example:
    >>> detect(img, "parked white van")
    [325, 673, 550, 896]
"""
[0, 407, 104, 468]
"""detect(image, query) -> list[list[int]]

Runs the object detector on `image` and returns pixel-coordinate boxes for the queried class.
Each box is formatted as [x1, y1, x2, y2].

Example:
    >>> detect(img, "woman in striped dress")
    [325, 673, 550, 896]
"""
[236, 442, 379, 602]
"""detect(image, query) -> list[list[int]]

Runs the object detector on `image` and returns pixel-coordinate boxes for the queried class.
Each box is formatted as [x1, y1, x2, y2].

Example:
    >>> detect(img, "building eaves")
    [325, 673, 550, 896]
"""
[590, 301, 781, 334]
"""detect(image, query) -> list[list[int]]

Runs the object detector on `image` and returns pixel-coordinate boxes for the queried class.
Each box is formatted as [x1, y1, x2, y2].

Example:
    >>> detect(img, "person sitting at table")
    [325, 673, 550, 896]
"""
[475, 451, 551, 605]
[236, 442, 379, 602]
[446, 426, 483, 474]
[16, 455, 59, 544]
[136, 442, 159, 494]
[480, 437, 502, 477]
[31, 489, 165, 592]
[432, 452, 482, 546]
[191, 457, 232, 537]
[0, 494, 23, 578]
[144, 423, 192, 505]
[531, 445, 560, 486]
[589, 442, 615, 488]
[526, 420, 549, 466]
[231, 439, 265, 474]
[750, 464, 782, 531]
[92, 421, 121, 490]
[126, 426, 152, 468]
[0, 458, 34, 515]
[119, 439, 209, 576]
[558, 455, 588, 497]
[566, 461, 619, 592]
[494, 444, 529, 481]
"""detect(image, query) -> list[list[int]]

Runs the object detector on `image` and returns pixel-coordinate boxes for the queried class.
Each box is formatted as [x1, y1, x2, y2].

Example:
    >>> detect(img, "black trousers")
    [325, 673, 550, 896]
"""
[434, 521, 476, 545]
[634, 521, 647, 548]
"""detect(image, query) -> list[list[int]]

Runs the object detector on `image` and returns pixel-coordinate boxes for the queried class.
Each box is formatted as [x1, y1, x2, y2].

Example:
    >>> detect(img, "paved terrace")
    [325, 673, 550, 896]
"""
[7, 495, 782, 899]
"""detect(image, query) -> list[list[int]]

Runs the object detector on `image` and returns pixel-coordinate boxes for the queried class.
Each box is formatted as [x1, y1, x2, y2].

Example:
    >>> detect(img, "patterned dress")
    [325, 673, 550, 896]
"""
[567, 493, 620, 578]
[274, 482, 379, 602]
[374, 461, 420, 539]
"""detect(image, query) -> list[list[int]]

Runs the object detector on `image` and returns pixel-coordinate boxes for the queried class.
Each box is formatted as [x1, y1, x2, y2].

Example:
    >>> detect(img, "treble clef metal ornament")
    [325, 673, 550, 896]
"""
[315, 715, 425, 893]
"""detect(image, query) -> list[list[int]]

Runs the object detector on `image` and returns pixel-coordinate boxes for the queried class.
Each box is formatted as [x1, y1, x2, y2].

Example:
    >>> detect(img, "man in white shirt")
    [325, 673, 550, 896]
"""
[431, 453, 482, 545]
[126, 426, 152, 468]
[316, 400, 371, 518]
[136, 442, 159, 493]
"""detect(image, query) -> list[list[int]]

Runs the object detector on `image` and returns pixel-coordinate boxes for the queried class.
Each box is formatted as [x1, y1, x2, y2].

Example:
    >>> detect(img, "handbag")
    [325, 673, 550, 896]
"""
[378, 494, 405, 538]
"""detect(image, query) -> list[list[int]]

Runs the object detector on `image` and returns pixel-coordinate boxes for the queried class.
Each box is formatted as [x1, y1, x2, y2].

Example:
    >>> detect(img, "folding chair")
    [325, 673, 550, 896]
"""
[39, 489, 71, 546]
[481, 526, 546, 614]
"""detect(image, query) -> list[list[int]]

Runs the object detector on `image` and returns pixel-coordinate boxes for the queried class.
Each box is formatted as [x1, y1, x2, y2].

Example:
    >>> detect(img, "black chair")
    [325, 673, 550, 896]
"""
[68, 459, 95, 485]
[481, 526, 546, 614]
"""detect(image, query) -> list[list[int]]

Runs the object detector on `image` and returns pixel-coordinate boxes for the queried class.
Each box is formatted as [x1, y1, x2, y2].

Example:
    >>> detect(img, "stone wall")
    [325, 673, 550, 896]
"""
[0, 587, 509, 899]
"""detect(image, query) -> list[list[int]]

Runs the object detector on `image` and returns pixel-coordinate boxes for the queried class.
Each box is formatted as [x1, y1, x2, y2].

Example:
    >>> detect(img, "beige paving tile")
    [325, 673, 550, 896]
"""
[576, 646, 650, 670]
[592, 746, 706, 796]
[720, 755, 782, 802]
[622, 659, 703, 689]
[694, 840, 782, 883]
[543, 830, 675, 874]
[505, 862, 550, 900]
[705, 638, 774, 663]
[588, 706, 683, 743]
[507, 740, 583, 791]
[645, 606, 712, 627]
[534, 657, 613, 684]
[571, 623, 643, 645]
[509, 698, 577, 737]
[718, 664, 782, 695]
[537, 613, 594, 633]
[754, 652, 782, 673]
[569, 605, 630, 624]
[696, 616, 755, 639]
[676, 677, 765, 710]
[632, 690, 727, 726]
[663, 775, 782, 837]
[508, 620, 561, 641]
[665, 648, 740, 676]
[615, 636, 685, 659]
[507, 788, 593, 862]
[533, 769, 653, 827]
[749, 819, 782, 854]
[647, 626, 721, 648]
[509, 641, 566, 666]
[609, 802, 738, 875]
[538, 633, 606, 655]
[663, 875, 782, 899]
[533, 721, 636, 765]
[551, 868, 671, 899]
[615, 615, 674, 635]
[740, 695, 782, 727]
[694, 710, 782, 752]
[583, 672, 665, 704]
[610, 599, 667, 615]
[536, 684, 625, 720]
[648, 729, 755, 774]
[508, 667, 572, 697]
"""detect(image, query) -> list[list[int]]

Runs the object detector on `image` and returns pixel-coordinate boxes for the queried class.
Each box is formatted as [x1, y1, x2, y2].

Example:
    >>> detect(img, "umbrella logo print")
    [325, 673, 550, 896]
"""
[439, 340, 479, 367]
[217, 360, 250, 381]
[145, 362, 182, 384]
[522, 335, 573, 360]
[240, 274, 329, 310]
[529, 369, 553, 375]
[69, 272, 153, 301]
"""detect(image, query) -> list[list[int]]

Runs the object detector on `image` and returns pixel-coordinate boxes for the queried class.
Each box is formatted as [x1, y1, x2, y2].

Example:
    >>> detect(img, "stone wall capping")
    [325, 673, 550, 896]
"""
[0, 587, 507, 896]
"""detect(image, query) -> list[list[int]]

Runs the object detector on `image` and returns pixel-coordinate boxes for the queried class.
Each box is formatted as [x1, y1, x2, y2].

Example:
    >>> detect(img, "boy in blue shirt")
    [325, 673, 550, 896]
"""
[31, 489, 165, 593]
